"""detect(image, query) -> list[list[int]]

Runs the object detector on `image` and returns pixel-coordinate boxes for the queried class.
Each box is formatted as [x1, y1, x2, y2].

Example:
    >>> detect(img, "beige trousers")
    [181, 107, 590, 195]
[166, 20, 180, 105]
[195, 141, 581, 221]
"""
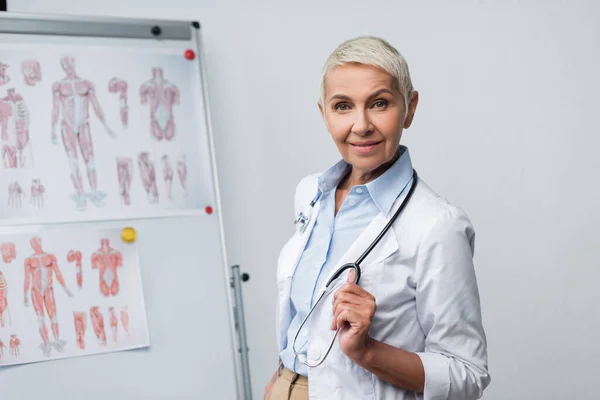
[266, 367, 309, 400]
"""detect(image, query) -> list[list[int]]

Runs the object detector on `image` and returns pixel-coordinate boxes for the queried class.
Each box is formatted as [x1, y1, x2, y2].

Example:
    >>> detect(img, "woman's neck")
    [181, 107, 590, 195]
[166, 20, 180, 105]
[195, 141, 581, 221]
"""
[339, 149, 400, 190]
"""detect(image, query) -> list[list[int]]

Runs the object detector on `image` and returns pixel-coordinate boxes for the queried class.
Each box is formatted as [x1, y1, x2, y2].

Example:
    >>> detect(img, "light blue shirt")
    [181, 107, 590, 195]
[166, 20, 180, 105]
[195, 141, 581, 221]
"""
[279, 145, 414, 376]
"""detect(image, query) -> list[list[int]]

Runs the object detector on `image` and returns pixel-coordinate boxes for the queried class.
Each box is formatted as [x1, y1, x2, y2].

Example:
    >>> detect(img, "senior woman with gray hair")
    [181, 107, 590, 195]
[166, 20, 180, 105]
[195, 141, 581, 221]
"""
[265, 36, 490, 400]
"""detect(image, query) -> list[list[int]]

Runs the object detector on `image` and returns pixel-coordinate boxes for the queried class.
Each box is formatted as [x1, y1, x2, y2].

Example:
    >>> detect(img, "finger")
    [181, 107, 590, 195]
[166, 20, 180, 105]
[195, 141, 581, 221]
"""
[332, 303, 371, 330]
[334, 283, 375, 301]
[347, 269, 356, 283]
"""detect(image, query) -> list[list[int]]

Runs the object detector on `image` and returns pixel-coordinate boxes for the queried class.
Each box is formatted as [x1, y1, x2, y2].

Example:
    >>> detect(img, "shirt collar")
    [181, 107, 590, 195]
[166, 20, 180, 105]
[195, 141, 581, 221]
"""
[316, 145, 414, 216]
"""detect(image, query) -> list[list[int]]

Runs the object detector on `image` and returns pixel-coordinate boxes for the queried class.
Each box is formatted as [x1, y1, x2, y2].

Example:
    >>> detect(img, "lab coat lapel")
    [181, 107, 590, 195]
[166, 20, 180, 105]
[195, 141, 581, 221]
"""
[318, 209, 398, 292]
[280, 201, 322, 279]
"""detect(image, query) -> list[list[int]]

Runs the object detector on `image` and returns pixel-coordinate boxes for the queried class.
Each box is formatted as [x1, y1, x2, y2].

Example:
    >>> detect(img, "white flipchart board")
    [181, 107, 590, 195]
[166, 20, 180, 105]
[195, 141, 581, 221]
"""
[0, 12, 242, 399]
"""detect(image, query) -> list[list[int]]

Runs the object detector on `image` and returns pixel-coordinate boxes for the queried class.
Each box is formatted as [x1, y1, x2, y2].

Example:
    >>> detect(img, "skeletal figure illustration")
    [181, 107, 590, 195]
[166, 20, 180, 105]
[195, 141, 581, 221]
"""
[30, 178, 46, 208]
[9, 334, 20, 356]
[21, 59, 42, 86]
[91, 239, 123, 297]
[162, 154, 173, 200]
[73, 311, 87, 350]
[138, 152, 158, 204]
[140, 67, 180, 141]
[0, 242, 16, 264]
[8, 181, 25, 208]
[90, 306, 106, 346]
[24, 237, 74, 357]
[67, 249, 83, 289]
[109, 307, 118, 344]
[108, 77, 128, 128]
[177, 155, 188, 198]
[1, 88, 31, 169]
[0, 62, 10, 85]
[51, 55, 115, 211]
[120, 306, 130, 339]
[116, 157, 133, 206]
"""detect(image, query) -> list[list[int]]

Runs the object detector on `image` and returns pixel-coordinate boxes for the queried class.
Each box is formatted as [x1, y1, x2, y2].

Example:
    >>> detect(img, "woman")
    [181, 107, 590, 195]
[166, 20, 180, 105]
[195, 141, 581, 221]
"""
[265, 36, 490, 400]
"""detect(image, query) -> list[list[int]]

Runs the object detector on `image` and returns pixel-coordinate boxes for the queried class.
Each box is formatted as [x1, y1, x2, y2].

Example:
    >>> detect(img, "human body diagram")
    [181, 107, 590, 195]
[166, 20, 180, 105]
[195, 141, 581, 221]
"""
[24, 237, 74, 357]
[0, 88, 31, 169]
[108, 78, 128, 128]
[138, 152, 158, 203]
[21, 59, 42, 86]
[51, 55, 115, 211]
[140, 67, 180, 141]
[91, 239, 123, 297]
[116, 157, 133, 206]
[0, 242, 16, 328]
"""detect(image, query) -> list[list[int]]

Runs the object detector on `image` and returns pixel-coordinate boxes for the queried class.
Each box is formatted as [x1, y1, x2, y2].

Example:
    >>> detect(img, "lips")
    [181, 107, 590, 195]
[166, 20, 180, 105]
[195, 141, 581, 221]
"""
[351, 141, 382, 147]
[350, 141, 382, 154]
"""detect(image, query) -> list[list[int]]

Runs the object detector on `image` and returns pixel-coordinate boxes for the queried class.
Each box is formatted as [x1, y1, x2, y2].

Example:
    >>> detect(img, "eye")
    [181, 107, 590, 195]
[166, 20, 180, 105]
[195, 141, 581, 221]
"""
[334, 103, 351, 111]
[372, 99, 388, 109]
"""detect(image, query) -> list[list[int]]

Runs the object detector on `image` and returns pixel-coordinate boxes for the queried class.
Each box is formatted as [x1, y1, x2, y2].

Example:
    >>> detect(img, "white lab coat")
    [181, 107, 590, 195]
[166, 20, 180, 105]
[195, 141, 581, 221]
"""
[276, 172, 491, 400]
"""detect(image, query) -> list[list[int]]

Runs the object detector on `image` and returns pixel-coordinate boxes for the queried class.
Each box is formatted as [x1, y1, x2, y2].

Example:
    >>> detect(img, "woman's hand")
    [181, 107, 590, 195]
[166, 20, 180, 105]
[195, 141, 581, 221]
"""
[331, 269, 376, 363]
[264, 368, 278, 400]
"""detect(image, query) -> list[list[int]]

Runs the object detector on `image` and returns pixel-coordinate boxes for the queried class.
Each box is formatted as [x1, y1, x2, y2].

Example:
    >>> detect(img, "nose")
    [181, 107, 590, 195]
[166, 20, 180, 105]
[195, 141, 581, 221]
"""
[351, 109, 373, 136]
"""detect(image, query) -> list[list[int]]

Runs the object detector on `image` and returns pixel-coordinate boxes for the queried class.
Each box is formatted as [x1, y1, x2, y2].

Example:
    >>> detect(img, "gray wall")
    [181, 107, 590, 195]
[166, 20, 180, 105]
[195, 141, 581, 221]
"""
[9, 1, 600, 399]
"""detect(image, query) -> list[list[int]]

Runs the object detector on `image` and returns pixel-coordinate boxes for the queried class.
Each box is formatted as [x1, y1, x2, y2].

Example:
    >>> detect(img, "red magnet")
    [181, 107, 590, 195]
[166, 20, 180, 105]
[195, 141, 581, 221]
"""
[205, 206, 213, 215]
[184, 49, 196, 60]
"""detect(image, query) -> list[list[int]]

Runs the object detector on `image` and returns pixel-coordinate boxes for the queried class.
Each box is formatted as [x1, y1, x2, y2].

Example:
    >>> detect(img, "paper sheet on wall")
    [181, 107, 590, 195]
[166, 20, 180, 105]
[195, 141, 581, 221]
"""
[0, 38, 214, 225]
[0, 227, 149, 366]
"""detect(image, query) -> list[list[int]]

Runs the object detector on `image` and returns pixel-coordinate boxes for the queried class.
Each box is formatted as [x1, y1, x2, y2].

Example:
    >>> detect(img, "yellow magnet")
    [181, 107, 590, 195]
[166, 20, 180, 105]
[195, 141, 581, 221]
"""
[121, 227, 137, 243]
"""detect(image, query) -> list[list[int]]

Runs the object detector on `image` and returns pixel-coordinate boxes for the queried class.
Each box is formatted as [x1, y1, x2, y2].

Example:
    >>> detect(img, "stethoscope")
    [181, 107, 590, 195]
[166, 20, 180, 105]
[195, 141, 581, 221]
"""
[292, 168, 418, 368]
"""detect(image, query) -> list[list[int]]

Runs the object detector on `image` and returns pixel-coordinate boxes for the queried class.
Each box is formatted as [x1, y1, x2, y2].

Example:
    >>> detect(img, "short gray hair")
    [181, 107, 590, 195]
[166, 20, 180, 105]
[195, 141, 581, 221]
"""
[319, 36, 414, 107]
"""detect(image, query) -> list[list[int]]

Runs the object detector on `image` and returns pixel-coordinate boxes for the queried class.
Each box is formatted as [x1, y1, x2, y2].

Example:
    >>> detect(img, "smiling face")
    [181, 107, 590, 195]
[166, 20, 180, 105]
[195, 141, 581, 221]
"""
[319, 62, 418, 183]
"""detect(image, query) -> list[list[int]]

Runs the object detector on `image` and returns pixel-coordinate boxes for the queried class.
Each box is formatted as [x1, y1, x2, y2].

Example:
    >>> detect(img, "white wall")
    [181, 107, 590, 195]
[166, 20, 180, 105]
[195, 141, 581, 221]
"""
[8, 1, 600, 399]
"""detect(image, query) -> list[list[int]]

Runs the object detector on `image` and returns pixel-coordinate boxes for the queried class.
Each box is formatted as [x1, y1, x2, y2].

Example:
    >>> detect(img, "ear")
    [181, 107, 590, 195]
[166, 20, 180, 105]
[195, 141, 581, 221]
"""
[318, 101, 325, 119]
[403, 91, 419, 129]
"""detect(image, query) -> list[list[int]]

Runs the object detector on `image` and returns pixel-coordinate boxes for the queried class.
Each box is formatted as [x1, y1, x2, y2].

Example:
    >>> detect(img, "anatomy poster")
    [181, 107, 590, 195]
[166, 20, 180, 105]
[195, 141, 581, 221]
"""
[0, 227, 149, 366]
[0, 37, 214, 224]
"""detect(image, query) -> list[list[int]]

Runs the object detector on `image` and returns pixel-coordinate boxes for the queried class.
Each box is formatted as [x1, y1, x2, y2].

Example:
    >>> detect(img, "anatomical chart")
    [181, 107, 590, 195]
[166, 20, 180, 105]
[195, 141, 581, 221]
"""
[0, 228, 149, 366]
[0, 40, 213, 224]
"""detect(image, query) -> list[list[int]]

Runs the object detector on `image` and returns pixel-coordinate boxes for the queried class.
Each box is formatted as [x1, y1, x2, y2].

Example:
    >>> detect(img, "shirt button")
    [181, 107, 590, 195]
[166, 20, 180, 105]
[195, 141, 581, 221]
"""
[303, 330, 308, 337]
[349, 199, 356, 206]
[304, 298, 310, 305]
[356, 188, 363, 193]
[298, 354, 307, 363]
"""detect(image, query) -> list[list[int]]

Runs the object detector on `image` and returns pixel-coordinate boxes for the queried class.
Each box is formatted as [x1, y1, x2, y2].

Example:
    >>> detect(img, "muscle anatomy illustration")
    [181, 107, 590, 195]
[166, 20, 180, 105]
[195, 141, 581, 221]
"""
[1, 88, 31, 169]
[91, 239, 123, 297]
[24, 236, 74, 357]
[21, 59, 42, 86]
[9, 334, 20, 356]
[0, 272, 12, 328]
[108, 77, 128, 128]
[90, 306, 106, 346]
[30, 179, 46, 208]
[51, 55, 115, 211]
[138, 152, 158, 203]
[162, 154, 173, 200]
[73, 311, 87, 350]
[0, 337, 4, 359]
[8, 181, 25, 208]
[0, 242, 16, 264]
[67, 249, 83, 289]
[0, 62, 10, 86]
[116, 157, 133, 206]
[177, 155, 188, 197]
[109, 307, 118, 344]
[120, 306, 130, 339]
[140, 67, 180, 141]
